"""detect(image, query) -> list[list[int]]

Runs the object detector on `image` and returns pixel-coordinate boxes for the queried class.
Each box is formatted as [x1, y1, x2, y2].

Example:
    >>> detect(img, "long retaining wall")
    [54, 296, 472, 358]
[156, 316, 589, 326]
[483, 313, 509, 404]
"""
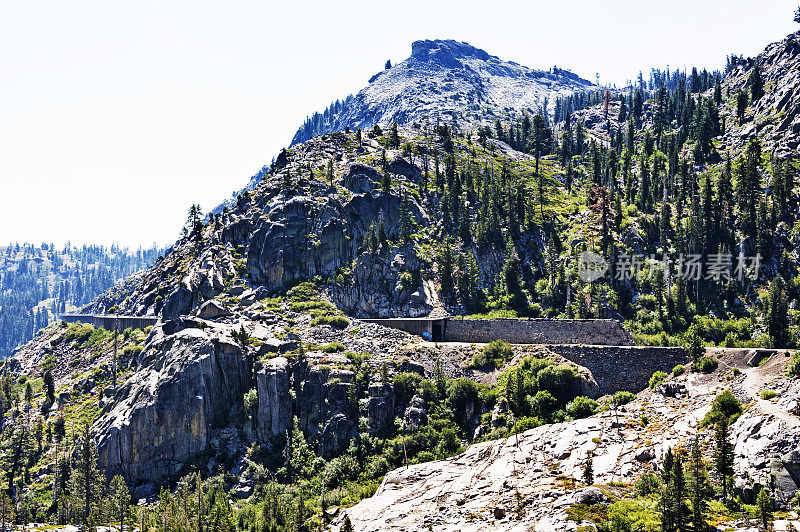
[61, 314, 160, 331]
[549, 345, 687, 394]
[445, 318, 634, 346]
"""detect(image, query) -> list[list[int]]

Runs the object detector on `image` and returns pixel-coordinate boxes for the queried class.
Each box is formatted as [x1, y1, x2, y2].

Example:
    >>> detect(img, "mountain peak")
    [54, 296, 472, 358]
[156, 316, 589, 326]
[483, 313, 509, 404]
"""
[410, 39, 493, 65]
[290, 39, 594, 146]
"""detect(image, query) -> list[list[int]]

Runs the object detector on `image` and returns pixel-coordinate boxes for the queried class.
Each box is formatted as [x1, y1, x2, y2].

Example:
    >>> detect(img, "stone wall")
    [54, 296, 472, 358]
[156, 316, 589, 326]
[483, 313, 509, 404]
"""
[549, 345, 687, 393]
[444, 318, 634, 346]
[62, 314, 160, 331]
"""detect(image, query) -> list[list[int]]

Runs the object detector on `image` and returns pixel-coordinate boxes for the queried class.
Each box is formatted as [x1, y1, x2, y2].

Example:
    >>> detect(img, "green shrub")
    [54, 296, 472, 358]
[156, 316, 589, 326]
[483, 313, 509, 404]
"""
[606, 499, 660, 531]
[64, 324, 94, 345]
[447, 378, 480, 430]
[243, 388, 258, 417]
[672, 364, 685, 377]
[692, 356, 718, 374]
[566, 396, 598, 419]
[471, 340, 514, 369]
[529, 390, 558, 421]
[393, 372, 423, 408]
[700, 390, 742, 427]
[321, 342, 346, 353]
[537, 364, 580, 403]
[122, 345, 143, 357]
[648, 371, 667, 389]
[514, 416, 542, 432]
[613, 391, 636, 405]
[787, 351, 800, 377]
[760, 389, 777, 400]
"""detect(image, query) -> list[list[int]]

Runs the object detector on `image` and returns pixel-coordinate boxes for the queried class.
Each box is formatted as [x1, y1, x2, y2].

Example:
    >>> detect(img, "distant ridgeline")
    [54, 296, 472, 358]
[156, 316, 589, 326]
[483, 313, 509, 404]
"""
[0, 242, 163, 358]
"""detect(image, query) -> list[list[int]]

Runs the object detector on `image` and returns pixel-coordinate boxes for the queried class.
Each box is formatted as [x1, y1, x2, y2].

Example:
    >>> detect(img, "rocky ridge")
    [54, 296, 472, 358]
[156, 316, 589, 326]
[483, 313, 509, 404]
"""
[722, 30, 800, 157]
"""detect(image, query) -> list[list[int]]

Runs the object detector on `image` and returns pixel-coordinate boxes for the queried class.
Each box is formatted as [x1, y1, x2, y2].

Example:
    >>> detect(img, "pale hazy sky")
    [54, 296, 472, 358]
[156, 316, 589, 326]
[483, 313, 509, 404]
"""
[1, 0, 797, 248]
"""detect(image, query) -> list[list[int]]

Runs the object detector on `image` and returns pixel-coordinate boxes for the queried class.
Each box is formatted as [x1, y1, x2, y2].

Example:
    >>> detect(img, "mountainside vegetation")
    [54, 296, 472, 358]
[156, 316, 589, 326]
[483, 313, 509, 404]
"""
[3, 22, 800, 532]
[0, 243, 162, 359]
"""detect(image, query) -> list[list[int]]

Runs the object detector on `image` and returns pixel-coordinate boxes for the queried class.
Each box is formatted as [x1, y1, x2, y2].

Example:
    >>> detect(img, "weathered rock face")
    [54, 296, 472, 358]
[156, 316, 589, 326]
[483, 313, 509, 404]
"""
[255, 357, 292, 442]
[94, 322, 252, 486]
[342, 163, 381, 194]
[246, 195, 354, 291]
[713, 29, 800, 162]
[368, 382, 395, 434]
[402, 395, 427, 432]
[245, 185, 426, 298]
[330, 246, 434, 318]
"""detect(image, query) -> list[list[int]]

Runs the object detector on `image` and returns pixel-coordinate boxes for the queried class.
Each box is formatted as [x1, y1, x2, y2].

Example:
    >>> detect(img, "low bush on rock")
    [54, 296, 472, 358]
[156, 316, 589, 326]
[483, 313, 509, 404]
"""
[700, 390, 742, 427]
[648, 371, 667, 389]
[471, 339, 513, 369]
[613, 391, 636, 405]
[787, 351, 800, 377]
[692, 356, 718, 373]
[567, 396, 598, 419]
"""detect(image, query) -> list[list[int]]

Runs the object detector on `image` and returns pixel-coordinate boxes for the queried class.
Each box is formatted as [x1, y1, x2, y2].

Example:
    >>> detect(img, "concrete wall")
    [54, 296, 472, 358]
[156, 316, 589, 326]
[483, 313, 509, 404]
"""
[360, 318, 447, 340]
[61, 314, 159, 331]
[549, 345, 687, 393]
[444, 318, 633, 346]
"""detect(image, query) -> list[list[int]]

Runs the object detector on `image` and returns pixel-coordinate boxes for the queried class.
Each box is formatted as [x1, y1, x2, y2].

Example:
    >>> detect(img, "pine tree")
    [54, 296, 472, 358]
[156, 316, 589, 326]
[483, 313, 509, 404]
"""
[714, 417, 734, 502]
[458, 251, 482, 312]
[757, 487, 773, 529]
[765, 277, 789, 348]
[688, 437, 708, 532]
[73, 423, 102, 528]
[582, 451, 594, 485]
[660, 448, 676, 532]
[437, 239, 455, 304]
[109, 474, 130, 531]
[390, 121, 400, 149]
[382, 169, 391, 193]
[749, 63, 764, 101]
[637, 157, 652, 211]
[0, 492, 11, 532]
[672, 452, 686, 531]
[294, 495, 307, 532]
[434, 358, 446, 399]
[736, 91, 748, 122]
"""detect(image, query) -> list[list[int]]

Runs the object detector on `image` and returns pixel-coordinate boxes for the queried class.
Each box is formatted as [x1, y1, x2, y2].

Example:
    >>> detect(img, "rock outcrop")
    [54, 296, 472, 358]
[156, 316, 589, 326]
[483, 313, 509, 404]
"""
[255, 357, 292, 442]
[95, 321, 252, 486]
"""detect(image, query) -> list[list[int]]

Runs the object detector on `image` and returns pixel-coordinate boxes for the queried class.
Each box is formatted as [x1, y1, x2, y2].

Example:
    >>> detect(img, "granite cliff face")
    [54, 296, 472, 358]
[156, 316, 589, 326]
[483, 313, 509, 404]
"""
[291, 39, 594, 146]
[722, 30, 800, 157]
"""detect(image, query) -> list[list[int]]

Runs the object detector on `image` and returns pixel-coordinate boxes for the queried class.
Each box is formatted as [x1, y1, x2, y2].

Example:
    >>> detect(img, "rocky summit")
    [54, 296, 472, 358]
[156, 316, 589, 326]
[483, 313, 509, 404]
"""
[5, 23, 800, 532]
[290, 39, 593, 146]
